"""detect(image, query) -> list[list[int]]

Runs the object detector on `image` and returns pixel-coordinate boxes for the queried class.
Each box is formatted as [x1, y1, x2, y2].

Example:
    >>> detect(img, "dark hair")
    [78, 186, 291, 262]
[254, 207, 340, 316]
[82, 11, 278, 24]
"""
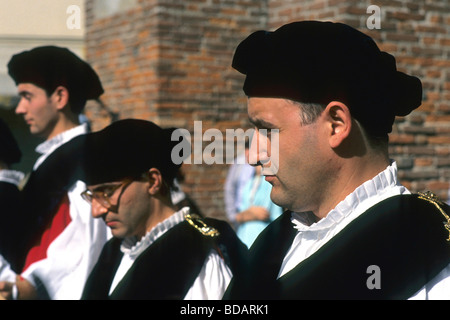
[292, 100, 389, 149]
[44, 86, 87, 114]
[291, 101, 325, 125]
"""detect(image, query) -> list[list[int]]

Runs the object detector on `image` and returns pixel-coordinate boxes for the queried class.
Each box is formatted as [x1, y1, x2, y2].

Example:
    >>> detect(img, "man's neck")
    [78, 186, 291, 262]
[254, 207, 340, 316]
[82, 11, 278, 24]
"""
[143, 200, 177, 238]
[313, 154, 390, 220]
[45, 117, 80, 141]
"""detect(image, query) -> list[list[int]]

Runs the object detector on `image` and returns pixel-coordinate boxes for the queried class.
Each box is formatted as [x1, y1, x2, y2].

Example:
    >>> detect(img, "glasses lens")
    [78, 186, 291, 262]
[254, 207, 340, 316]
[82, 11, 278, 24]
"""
[81, 190, 111, 209]
[93, 193, 112, 209]
[81, 190, 93, 203]
[82, 180, 131, 209]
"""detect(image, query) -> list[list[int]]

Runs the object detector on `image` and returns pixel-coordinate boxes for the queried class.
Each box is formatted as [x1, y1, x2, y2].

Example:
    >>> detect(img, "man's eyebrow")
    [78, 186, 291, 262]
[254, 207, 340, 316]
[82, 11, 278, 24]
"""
[248, 116, 276, 129]
[18, 90, 32, 97]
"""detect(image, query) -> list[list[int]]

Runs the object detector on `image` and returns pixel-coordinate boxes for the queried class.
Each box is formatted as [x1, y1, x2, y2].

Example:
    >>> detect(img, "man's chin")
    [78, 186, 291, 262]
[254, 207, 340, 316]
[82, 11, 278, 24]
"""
[269, 189, 285, 208]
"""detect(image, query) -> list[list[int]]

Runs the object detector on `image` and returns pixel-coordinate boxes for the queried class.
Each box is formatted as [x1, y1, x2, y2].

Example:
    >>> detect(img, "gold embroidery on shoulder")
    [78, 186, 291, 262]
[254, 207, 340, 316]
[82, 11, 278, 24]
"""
[185, 213, 220, 238]
[417, 191, 450, 242]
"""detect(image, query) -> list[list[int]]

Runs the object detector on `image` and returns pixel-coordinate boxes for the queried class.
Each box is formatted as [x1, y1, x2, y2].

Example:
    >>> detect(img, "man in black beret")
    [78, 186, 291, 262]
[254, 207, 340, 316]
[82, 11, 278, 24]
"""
[75, 119, 246, 299]
[225, 21, 450, 299]
[0, 46, 108, 299]
[0, 119, 24, 272]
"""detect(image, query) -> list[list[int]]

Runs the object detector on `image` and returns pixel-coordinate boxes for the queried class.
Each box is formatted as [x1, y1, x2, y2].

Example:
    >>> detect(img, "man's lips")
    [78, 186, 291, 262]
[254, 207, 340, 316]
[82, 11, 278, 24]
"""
[105, 220, 119, 227]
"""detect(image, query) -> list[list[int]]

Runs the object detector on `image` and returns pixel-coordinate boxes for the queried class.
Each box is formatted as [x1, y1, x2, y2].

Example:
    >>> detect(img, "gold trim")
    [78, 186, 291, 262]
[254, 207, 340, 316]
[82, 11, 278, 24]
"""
[417, 191, 450, 242]
[185, 213, 220, 238]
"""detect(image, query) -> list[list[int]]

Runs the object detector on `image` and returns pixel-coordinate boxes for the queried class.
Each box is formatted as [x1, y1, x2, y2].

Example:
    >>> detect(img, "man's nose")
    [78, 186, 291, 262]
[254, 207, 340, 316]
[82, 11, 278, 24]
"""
[91, 199, 108, 219]
[15, 98, 27, 114]
[249, 129, 271, 166]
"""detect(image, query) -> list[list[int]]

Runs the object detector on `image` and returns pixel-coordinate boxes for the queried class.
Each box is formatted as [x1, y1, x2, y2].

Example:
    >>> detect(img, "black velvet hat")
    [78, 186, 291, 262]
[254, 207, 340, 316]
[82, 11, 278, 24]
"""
[7, 46, 103, 113]
[0, 118, 21, 165]
[232, 21, 422, 136]
[78, 119, 182, 186]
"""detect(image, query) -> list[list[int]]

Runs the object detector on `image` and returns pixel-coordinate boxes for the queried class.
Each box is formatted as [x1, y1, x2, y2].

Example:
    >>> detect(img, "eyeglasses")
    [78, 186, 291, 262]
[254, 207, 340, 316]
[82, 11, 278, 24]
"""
[81, 179, 132, 209]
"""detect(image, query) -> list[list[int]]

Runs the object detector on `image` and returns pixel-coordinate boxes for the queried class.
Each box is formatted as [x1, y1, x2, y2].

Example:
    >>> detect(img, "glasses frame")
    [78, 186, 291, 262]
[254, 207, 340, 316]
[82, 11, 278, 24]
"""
[81, 179, 133, 210]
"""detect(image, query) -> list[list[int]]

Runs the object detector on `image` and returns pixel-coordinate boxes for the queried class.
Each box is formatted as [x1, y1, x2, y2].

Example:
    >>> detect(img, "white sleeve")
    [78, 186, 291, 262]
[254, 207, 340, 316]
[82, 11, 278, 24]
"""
[409, 263, 450, 300]
[184, 249, 233, 300]
[21, 180, 109, 299]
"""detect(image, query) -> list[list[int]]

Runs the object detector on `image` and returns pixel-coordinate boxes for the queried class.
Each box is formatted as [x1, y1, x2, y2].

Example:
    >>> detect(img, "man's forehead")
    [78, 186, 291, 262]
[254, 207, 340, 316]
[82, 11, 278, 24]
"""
[247, 97, 298, 125]
[17, 82, 45, 92]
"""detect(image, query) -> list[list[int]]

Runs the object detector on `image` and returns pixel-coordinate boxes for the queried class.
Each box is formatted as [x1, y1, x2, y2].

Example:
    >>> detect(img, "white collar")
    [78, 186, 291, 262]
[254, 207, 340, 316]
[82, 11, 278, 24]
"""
[291, 160, 407, 232]
[0, 170, 25, 186]
[120, 207, 189, 259]
[33, 123, 88, 170]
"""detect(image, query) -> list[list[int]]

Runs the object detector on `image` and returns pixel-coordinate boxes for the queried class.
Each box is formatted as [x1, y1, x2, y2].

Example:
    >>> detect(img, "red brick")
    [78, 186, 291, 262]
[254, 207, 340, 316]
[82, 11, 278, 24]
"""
[414, 158, 434, 167]
[428, 136, 450, 145]
[389, 134, 415, 144]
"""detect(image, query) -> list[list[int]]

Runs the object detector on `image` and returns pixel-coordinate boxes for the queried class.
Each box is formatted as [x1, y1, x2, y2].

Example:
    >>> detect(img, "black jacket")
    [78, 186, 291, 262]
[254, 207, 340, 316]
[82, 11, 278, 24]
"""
[82, 217, 247, 300]
[226, 194, 450, 299]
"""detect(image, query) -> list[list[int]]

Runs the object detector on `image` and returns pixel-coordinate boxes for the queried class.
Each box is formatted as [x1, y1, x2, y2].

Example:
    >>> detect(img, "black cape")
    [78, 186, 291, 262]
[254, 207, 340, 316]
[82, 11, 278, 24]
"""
[15, 137, 86, 272]
[225, 194, 450, 299]
[82, 217, 247, 300]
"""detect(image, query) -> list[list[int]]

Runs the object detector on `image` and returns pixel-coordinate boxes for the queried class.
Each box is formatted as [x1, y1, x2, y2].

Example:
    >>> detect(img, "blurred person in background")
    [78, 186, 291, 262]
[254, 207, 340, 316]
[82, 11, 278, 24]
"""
[235, 164, 282, 248]
[224, 139, 255, 229]
[0, 46, 108, 299]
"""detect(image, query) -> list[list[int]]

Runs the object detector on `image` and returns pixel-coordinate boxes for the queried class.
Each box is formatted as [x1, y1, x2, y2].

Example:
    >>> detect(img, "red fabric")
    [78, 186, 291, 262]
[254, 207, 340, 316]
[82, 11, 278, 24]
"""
[22, 194, 72, 272]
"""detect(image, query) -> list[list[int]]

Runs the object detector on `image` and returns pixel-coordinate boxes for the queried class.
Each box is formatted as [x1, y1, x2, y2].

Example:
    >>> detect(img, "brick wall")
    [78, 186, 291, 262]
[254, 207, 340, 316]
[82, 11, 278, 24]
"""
[85, 0, 450, 220]
[153, 0, 268, 218]
[85, 0, 160, 130]
[85, 0, 268, 218]
[267, 0, 450, 201]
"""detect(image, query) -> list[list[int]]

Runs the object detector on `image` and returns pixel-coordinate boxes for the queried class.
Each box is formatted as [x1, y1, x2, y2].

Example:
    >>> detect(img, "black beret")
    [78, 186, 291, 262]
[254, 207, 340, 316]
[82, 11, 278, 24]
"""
[232, 21, 422, 136]
[78, 119, 183, 186]
[0, 118, 21, 165]
[7, 46, 103, 109]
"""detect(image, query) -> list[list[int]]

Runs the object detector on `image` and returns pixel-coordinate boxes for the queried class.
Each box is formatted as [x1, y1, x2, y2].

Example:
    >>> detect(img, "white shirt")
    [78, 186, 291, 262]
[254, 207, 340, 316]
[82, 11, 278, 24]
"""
[21, 123, 109, 300]
[110, 207, 232, 300]
[278, 161, 450, 299]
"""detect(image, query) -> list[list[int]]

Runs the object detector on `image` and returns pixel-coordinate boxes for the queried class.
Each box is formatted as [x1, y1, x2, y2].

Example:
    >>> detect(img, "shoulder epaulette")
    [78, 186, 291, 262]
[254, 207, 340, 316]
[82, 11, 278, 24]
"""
[417, 191, 450, 241]
[184, 213, 220, 238]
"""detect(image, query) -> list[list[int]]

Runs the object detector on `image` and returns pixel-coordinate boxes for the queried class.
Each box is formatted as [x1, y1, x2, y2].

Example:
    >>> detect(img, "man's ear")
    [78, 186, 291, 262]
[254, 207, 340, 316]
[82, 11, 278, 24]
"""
[51, 86, 70, 111]
[324, 101, 352, 149]
[147, 168, 163, 195]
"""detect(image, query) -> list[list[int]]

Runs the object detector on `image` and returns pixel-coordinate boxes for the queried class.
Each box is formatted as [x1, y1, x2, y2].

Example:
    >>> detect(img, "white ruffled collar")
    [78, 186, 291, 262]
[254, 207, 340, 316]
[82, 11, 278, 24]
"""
[34, 123, 88, 170]
[0, 170, 25, 186]
[291, 160, 406, 232]
[120, 207, 189, 259]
